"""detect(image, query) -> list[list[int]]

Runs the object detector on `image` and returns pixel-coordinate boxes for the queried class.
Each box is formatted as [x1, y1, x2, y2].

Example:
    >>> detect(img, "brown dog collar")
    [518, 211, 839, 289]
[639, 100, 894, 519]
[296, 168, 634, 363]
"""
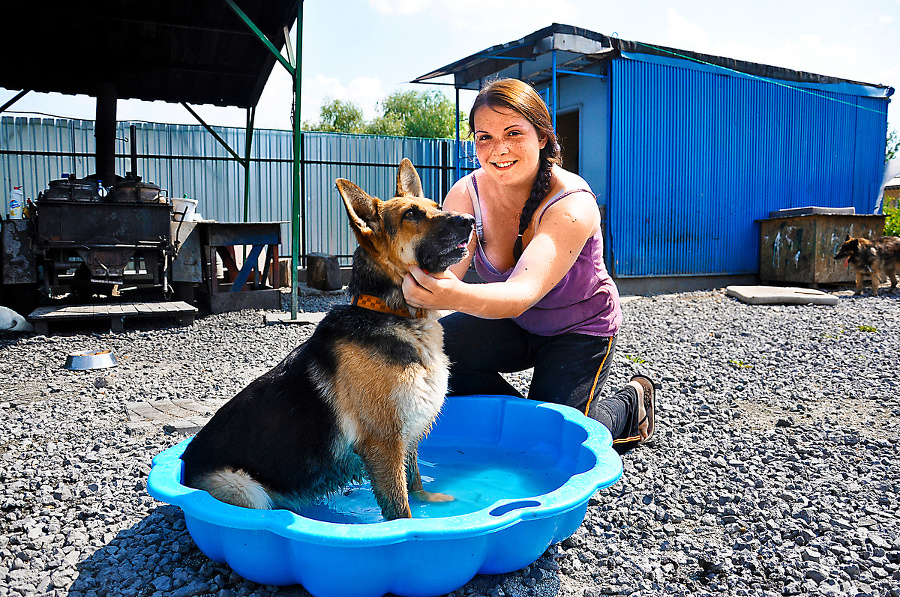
[351, 294, 425, 318]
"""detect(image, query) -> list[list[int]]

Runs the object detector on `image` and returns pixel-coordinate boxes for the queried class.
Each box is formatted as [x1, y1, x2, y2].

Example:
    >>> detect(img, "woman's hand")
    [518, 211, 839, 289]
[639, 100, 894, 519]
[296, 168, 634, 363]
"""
[402, 265, 461, 311]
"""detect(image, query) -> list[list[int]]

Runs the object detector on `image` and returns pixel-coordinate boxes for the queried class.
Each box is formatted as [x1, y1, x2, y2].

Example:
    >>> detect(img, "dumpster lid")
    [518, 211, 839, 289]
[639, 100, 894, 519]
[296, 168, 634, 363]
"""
[768, 206, 856, 219]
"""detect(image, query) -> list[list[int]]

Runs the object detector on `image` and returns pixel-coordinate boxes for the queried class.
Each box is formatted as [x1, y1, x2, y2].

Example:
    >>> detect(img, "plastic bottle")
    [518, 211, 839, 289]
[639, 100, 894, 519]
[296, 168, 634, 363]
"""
[8, 186, 24, 219]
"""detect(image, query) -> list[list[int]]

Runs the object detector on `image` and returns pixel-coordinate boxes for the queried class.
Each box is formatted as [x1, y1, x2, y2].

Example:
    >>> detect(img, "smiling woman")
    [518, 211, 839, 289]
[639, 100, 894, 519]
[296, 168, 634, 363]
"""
[401, 78, 662, 455]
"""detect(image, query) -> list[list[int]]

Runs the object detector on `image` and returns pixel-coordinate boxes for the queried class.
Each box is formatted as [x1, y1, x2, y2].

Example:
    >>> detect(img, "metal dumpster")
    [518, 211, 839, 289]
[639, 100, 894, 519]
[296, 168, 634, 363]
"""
[759, 209, 885, 285]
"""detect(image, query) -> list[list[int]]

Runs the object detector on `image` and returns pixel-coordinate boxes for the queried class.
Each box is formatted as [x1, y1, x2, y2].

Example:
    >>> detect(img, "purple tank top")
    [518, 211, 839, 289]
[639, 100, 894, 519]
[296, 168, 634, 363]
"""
[467, 174, 622, 337]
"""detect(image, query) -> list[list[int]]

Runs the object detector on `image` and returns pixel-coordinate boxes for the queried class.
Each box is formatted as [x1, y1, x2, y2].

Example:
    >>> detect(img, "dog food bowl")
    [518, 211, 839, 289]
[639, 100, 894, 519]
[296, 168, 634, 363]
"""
[63, 349, 117, 370]
[148, 394, 623, 597]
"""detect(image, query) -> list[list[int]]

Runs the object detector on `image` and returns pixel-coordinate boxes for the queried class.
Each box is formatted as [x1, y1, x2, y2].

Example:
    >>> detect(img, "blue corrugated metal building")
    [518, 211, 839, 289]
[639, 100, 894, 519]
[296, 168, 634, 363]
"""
[414, 23, 894, 290]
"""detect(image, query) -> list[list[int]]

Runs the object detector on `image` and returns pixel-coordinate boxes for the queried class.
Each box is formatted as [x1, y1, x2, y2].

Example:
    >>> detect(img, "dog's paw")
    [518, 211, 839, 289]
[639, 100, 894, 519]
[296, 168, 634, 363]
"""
[412, 489, 455, 503]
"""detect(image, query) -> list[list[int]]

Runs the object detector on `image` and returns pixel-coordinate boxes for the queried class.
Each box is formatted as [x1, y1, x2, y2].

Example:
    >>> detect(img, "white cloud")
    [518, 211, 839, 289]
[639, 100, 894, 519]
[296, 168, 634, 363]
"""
[298, 74, 386, 124]
[663, 9, 711, 54]
[370, 0, 431, 16]
[371, 0, 578, 34]
[771, 34, 859, 79]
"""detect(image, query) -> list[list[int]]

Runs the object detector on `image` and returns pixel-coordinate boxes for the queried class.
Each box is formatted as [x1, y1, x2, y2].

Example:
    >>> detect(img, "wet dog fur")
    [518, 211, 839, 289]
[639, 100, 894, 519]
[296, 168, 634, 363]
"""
[834, 235, 900, 295]
[180, 159, 474, 520]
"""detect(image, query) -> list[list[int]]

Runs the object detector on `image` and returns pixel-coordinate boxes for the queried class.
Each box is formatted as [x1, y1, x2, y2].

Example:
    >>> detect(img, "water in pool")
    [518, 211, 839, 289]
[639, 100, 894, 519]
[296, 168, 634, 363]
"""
[297, 445, 571, 524]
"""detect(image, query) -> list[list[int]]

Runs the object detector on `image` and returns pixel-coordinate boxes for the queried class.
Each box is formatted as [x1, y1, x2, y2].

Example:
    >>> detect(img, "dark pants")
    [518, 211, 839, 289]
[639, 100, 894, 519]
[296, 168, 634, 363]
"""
[441, 312, 644, 453]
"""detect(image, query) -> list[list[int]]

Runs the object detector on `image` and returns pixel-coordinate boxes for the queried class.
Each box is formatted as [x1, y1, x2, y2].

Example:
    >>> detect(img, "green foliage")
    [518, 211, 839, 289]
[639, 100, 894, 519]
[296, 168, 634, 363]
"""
[728, 359, 753, 369]
[888, 129, 900, 163]
[304, 90, 466, 139]
[857, 324, 878, 333]
[378, 90, 459, 138]
[885, 205, 900, 237]
[303, 98, 366, 134]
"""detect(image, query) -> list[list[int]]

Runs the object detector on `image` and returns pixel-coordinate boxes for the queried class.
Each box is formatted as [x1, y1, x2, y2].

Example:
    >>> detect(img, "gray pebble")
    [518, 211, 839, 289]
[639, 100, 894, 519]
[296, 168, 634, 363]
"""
[2, 288, 898, 597]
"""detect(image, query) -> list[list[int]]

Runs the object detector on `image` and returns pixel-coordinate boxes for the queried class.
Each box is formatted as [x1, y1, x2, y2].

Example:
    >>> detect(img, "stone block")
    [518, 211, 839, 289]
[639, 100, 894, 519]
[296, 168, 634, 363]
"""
[306, 252, 343, 290]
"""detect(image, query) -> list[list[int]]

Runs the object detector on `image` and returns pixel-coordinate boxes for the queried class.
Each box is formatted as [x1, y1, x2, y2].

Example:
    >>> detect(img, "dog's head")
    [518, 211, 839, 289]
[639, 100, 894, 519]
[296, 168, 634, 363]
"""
[336, 159, 474, 283]
[834, 235, 875, 266]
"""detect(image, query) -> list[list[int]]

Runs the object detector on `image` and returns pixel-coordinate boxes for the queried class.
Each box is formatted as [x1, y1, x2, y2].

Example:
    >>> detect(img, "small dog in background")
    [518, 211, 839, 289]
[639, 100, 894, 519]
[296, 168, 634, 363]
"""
[180, 159, 474, 520]
[834, 235, 900, 295]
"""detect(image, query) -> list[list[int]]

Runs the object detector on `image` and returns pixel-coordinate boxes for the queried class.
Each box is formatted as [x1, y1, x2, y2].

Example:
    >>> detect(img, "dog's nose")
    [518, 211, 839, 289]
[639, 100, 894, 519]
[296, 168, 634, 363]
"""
[449, 213, 475, 230]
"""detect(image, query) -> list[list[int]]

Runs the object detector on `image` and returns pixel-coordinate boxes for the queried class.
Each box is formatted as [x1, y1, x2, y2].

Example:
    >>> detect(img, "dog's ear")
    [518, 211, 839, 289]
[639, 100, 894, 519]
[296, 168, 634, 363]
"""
[845, 234, 851, 242]
[396, 158, 424, 198]
[336, 179, 380, 245]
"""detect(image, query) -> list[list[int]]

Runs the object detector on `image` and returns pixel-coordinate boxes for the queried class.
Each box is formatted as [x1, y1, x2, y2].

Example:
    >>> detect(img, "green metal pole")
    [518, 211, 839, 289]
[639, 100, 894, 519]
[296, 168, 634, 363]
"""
[220, 0, 301, 316]
[291, 3, 303, 320]
[223, 0, 295, 74]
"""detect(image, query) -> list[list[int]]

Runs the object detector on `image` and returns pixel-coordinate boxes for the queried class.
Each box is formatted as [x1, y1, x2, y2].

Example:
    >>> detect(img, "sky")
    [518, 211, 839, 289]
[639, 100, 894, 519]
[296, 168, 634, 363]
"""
[1, 0, 899, 134]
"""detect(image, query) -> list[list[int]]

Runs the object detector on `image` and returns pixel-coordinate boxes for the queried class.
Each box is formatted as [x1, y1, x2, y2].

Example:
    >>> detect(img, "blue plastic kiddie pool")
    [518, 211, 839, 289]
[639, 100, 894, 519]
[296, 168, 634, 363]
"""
[148, 394, 623, 597]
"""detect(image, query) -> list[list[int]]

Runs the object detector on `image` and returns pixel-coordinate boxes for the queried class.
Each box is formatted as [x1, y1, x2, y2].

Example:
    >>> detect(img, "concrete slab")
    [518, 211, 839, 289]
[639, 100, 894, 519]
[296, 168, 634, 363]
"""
[725, 285, 839, 306]
[264, 312, 326, 325]
[125, 397, 228, 435]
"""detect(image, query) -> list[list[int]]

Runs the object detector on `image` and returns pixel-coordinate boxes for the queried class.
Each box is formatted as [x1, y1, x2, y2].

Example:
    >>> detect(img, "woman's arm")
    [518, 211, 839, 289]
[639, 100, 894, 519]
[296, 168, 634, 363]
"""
[404, 190, 599, 318]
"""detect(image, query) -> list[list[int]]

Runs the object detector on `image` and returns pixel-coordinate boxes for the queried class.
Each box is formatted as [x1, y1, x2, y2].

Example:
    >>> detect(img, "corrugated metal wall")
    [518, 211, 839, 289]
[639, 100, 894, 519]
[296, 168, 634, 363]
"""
[0, 117, 475, 263]
[608, 56, 889, 277]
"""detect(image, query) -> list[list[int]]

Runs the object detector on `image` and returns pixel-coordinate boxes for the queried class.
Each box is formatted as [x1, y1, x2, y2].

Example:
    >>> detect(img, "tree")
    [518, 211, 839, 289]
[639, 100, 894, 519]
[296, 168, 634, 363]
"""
[303, 98, 366, 134]
[887, 128, 900, 163]
[377, 90, 462, 139]
[304, 90, 467, 139]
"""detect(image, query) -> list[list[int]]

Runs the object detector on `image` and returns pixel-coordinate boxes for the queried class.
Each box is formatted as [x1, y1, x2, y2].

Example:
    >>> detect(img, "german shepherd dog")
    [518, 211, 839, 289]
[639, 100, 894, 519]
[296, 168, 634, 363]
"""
[834, 235, 900, 295]
[180, 159, 474, 520]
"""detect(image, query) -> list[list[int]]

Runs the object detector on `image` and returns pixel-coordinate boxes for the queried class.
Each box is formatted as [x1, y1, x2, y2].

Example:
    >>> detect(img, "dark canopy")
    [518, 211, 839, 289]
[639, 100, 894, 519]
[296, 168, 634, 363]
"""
[1, 0, 299, 108]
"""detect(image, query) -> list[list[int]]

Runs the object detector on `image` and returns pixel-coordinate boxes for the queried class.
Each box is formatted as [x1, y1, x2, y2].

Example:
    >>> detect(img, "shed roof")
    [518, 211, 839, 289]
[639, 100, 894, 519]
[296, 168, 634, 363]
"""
[0, 0, 299, 109]
[414, 23, 894, 96]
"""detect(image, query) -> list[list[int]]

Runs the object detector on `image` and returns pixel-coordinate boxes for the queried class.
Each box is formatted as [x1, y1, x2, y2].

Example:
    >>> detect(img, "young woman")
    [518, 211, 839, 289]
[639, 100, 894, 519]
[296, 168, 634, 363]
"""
[402, 78, 657, 453]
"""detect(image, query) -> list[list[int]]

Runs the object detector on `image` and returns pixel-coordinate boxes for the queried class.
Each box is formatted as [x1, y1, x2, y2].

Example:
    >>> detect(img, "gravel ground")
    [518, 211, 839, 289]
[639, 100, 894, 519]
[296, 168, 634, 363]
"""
[1, 286, 899, 597]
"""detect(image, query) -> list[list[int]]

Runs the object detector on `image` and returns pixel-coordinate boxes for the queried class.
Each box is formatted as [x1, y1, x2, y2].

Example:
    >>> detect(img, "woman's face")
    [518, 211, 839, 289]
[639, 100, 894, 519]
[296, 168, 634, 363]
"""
[472, 105, 547, 189]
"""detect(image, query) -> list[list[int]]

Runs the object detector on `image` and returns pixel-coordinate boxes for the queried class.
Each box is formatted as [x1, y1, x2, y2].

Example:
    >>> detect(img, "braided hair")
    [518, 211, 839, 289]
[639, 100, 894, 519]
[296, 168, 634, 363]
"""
[469, 79, 562, 262]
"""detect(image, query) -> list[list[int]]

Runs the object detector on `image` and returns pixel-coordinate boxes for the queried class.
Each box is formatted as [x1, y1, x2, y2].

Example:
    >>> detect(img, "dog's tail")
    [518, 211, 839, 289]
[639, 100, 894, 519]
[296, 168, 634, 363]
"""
[192, 468, 274, 510]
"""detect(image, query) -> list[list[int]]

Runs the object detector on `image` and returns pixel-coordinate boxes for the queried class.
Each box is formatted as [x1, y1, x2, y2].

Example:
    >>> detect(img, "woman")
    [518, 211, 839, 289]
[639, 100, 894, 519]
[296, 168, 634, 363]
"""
[402, 78, 656, 453]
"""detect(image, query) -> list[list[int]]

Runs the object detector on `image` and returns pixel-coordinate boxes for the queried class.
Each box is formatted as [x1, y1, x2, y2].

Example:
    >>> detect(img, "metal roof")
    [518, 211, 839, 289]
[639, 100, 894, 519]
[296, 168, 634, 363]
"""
[413, 23, 894, 95]
[0, 0, 300, 109]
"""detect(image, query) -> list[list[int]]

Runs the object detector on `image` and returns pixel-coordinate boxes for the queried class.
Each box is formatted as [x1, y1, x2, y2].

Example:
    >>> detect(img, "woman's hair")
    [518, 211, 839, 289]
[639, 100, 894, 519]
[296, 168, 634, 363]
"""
[469, 78, 562, 261]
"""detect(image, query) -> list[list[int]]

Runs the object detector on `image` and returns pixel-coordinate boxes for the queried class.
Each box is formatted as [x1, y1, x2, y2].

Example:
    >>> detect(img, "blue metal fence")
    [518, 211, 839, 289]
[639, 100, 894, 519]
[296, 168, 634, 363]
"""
[0, 117, 476, 263]
[608, 53, 889, 278]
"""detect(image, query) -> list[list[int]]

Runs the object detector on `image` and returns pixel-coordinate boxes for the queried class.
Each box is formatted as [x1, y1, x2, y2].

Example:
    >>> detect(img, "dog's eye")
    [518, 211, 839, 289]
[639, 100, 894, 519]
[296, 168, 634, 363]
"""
[403, 208, 422, 221]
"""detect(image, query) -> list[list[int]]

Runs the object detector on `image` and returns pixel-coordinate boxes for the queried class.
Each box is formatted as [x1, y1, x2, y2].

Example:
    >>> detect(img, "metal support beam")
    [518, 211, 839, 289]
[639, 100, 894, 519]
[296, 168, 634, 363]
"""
[181, 102, 247, 166]
[455, 87, 461, 182]
[551, 50, 558, 128]
[291, 4, 303, 319]
[243, 106, 255, 222]
[223, 0, 295, 75]
[556, 69, 607, 80]
[222, 0, 302, 318]
[0, 90, 30, 115]
[95, 82, 118, 183]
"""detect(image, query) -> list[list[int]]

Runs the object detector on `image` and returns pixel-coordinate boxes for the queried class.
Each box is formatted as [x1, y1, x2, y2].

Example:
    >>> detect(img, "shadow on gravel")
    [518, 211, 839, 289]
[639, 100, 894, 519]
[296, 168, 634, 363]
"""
[68, 505, 253, 597]
[68, 504, 562, 597]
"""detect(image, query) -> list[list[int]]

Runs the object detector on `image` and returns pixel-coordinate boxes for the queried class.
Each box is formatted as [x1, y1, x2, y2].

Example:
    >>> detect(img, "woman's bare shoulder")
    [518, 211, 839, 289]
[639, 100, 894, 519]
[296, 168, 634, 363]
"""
[551, 165, 593, 195]
[442, 173, 476, 215]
